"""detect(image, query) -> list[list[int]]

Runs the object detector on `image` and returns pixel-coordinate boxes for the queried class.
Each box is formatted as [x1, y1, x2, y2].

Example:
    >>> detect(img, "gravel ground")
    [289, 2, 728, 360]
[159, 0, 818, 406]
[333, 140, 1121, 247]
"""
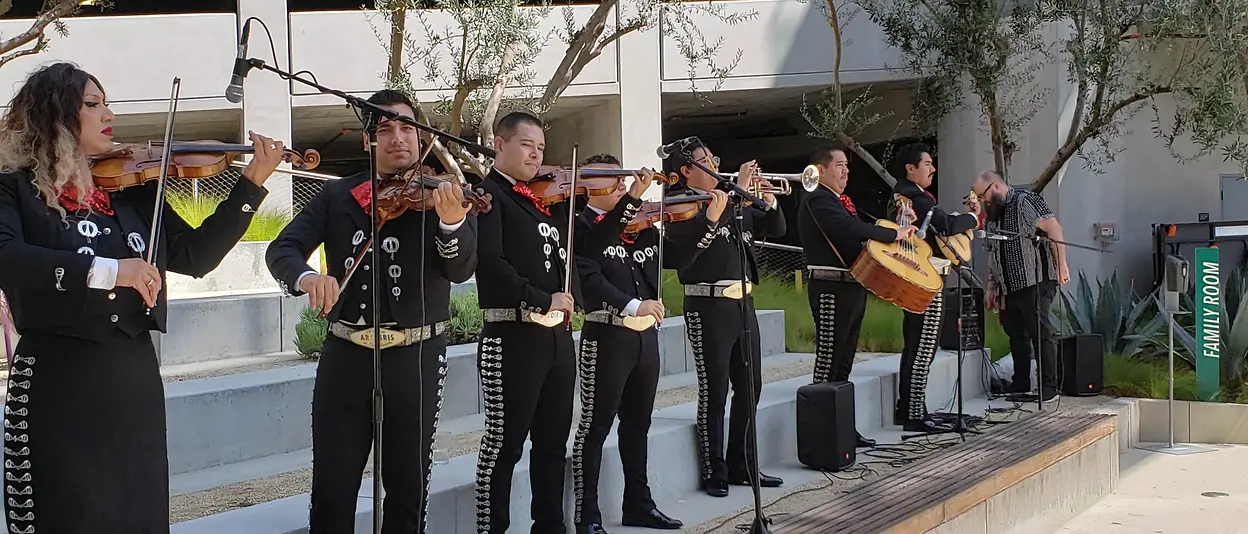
[684, 393, 1130, 533]
[169, 353, 901, 523]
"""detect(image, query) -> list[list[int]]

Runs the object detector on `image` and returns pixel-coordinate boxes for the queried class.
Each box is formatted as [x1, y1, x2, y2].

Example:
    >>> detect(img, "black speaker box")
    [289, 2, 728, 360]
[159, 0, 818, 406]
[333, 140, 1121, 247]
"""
[796, 381, 856, 472]
[939, 286, 985, 351]
[1059, 334, 1103, 396]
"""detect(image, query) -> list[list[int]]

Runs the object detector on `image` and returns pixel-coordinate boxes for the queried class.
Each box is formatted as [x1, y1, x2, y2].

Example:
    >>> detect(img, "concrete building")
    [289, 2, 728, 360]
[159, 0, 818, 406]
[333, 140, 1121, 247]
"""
[0, 0, 1235, 292]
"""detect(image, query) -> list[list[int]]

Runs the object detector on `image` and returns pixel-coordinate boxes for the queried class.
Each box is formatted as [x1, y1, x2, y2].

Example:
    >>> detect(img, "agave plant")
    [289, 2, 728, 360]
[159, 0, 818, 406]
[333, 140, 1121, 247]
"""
[1149, 265, 1248, 397]
[448, 289, 484, 345]
[293, 305, 328, 359]
[1058, 271, 1163, 358]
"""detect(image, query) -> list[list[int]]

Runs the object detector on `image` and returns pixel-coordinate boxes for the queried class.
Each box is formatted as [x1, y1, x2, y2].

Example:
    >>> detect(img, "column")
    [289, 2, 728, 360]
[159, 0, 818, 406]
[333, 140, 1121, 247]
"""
[616, 5, 664, 201]
[237, 0, 293, 216]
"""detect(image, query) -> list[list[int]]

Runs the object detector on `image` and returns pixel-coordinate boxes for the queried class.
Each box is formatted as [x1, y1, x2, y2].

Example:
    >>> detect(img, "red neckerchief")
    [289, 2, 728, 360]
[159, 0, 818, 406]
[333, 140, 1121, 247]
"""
[593, 211, 636, 244]
[59, 184, 113, 216]
[923, 190, 936, 202]
[513, 182, 550, 216]
[839, 194, 857, 216]
[350, 180, 374, 211]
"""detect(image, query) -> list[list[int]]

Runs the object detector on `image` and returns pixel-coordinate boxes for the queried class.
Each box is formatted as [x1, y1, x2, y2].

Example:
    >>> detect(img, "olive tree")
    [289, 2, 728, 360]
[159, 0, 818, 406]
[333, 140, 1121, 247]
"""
[370, 0, 754, 179]
[0, 0, 103, 70]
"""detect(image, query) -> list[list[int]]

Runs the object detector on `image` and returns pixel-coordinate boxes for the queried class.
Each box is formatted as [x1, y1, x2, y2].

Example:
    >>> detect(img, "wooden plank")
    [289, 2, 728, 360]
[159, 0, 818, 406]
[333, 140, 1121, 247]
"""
[772, 413, 1115, 534]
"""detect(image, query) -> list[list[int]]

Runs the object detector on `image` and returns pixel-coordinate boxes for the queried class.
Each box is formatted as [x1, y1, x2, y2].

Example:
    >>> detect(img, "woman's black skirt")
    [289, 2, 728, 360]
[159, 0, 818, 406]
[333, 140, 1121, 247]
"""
[4, 330, 169, 534]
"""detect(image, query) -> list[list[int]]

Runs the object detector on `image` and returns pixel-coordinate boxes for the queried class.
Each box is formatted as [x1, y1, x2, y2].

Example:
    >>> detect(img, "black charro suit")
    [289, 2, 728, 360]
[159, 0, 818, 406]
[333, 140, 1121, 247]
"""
[472, 168, 621, 533]
[266, 171, 477, 533]
[663, 191, 785, 492]
[569, 193, 680, 530]
[888, 179, 978, 426]
[0, 168, 265, 534]
[796, 184, 897, 384]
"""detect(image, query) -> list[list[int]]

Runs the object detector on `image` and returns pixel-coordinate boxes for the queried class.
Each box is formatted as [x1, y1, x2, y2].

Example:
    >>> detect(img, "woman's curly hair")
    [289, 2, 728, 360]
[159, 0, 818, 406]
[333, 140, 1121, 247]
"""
[0, 62, 102, 218]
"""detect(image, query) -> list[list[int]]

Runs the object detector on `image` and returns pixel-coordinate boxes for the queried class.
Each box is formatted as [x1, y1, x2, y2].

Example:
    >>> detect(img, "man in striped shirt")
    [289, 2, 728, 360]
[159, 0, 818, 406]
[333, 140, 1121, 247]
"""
[973, 171, 1070, 402]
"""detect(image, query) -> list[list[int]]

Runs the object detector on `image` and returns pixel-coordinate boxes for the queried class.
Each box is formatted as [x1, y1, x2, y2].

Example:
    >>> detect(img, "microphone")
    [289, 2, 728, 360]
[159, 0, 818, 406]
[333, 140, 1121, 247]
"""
[225, 19, 253, 104]
[656, 136, 698, 159]
[916, 208, 934, 239]
[976, 229, 1012, 241]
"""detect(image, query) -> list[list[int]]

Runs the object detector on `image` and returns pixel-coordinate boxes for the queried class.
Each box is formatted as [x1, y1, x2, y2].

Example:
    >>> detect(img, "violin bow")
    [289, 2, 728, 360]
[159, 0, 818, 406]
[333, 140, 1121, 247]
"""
[655, 174, 666, 320]
[560, 144, 580, 329]
[144, 77, 182, 314]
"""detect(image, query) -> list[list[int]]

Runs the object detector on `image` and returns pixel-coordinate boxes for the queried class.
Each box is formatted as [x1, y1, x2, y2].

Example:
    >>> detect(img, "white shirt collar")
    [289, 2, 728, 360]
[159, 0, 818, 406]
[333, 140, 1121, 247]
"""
[493, 167, 518, 185]
[587, 205, 607, 215]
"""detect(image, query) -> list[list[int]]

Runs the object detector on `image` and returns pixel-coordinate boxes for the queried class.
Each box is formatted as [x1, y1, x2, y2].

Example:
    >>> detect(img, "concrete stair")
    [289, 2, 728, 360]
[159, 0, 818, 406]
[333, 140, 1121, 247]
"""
[161, 309, 785, 478]
[168, 333, 992, 533]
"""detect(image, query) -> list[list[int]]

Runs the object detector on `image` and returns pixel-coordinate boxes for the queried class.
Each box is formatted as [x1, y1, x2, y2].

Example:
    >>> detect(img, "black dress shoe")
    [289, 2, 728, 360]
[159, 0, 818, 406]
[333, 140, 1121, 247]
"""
[575, 523, 608, 534]
[727, 471, 784, 488]
[622, 508, 684, 530]
[856, 432, 876, 448]
[703, 479, 729, 497]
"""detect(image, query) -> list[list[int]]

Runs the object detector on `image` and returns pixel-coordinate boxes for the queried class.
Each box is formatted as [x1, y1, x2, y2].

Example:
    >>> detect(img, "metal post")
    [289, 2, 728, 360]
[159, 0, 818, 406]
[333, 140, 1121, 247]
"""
[1167, 308, 1175, 448]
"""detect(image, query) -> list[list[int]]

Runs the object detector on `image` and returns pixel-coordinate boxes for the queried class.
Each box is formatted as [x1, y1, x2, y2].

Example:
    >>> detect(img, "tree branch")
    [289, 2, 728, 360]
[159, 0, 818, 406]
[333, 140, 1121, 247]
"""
[448, 78, 486, 136]
[1031, 86, 1171, 192]
[537, 0, 617, 110]
[479, 41, 519, 141]
[0, 33, 46, 71]
[824, 0, 895, 187]
[0, 0, 80, 57]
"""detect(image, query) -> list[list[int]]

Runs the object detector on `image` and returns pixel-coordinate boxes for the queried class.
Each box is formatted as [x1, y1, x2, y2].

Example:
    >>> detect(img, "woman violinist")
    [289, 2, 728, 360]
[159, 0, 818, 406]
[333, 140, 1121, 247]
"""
[0, 63, 285, 533]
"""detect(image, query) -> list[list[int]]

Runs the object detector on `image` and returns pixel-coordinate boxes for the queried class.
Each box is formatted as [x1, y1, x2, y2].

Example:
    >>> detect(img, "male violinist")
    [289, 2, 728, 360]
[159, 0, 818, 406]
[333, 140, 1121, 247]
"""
[570, 154, 682, 533]
[887, 143, 980, 432]
[662, 141, 786, 498]
[265, 89, 478, 533]
[796, 144, 915, 447]
[472, 111, 621, 533]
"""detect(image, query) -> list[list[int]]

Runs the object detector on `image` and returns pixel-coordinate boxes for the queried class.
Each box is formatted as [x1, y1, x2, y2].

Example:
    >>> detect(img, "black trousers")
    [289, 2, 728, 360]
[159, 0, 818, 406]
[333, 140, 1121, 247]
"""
[474, 321, 576, 534]
[571, 322, 660, 526]
[1001, 281, 1060, 393]
[4, 331, 168, 534]
[309, 334, 447, 533]
[897, 292, 944, 422]
[684, 295, 763, 485]
[808, 279, 868, 383]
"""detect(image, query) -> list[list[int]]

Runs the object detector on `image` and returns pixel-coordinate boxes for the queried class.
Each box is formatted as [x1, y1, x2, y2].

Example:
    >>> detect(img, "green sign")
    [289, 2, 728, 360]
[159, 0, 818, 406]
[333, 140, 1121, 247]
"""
[1195, 247, 1221, 401]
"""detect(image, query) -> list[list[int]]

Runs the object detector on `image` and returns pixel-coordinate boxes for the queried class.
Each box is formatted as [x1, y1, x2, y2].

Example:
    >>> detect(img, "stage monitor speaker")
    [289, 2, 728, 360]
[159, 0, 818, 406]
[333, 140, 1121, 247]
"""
[940, 287, 984, 351]
[796, 381, 856, 472]
[1060, 334, 1103, 396]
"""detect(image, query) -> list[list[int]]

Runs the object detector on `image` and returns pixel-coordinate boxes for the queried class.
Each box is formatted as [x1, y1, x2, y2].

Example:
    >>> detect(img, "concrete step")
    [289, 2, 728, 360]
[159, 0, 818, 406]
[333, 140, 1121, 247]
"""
[162, 310, 786, 477]
[156, 279, 478, 367]
[169, 348, 990, 533]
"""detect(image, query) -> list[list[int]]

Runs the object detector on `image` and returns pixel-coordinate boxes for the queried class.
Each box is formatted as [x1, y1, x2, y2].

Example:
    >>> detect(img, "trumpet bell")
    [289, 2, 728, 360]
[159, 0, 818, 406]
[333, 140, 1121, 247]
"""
[801, 164, 820, 192]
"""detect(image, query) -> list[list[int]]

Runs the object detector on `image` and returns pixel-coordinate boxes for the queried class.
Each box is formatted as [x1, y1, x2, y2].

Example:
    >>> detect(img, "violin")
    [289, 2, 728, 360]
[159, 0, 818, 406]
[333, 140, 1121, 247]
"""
[89, 140, 322, 192]
[527, 166, 678, 205]
[624, 192, 713, 234]
[373, 166, 494, 221]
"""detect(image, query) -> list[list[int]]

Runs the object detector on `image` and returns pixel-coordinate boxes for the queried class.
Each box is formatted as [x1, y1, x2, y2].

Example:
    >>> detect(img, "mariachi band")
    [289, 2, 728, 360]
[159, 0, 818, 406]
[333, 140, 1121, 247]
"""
[0, 62, 1051, 534]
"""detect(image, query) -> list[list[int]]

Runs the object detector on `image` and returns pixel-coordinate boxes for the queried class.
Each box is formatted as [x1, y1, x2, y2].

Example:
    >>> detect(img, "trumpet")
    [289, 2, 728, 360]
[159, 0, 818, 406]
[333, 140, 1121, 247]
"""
[721, 164, 823, 196]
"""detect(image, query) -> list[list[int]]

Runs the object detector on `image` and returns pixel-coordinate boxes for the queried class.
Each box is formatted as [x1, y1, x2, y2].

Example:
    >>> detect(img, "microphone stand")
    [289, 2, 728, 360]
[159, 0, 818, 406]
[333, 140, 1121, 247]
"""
[680, 142, 771, 534]
[235, 56, 495, 534]
[903, 227, 983, 441]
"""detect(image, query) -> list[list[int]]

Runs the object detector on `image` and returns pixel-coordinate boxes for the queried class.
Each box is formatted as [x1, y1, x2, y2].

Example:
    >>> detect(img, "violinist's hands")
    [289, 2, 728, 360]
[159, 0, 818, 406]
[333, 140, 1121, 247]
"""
[706, 189, 729, 222]
[300, 274, 340, 317]
[549, 292, 575, 316]
[432, 181, 470, 225]
[116, 258, 162, 308]
[629, 168, 656, 198]
[636, 300, 665, 324]
[242, 130, 286, 186]
[895, 225, 918, 242]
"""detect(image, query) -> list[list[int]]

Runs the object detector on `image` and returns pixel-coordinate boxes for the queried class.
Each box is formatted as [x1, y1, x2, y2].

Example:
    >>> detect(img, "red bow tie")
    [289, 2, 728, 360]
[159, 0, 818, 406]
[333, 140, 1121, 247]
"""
[513, 182, 550, 216]
[59, 184, 113, 216]
[839, 194, 857, 216]
[350, 180, 375, 211]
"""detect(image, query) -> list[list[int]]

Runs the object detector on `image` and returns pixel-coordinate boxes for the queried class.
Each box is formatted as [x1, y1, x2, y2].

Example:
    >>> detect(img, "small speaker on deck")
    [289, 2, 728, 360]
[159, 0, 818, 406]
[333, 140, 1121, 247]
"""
[1059, 334, 1103, 396]
[796, 381, 856, 472]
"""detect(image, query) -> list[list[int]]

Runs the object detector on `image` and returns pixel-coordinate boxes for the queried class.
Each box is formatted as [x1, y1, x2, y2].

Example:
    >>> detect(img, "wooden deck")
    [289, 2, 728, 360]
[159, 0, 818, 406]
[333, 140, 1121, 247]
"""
[773, 412, 1116, 534]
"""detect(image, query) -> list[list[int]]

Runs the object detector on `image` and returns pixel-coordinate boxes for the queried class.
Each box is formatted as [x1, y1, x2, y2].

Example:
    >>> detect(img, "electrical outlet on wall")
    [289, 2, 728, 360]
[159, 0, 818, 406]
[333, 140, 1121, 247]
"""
[1093, 222, 1119, 242]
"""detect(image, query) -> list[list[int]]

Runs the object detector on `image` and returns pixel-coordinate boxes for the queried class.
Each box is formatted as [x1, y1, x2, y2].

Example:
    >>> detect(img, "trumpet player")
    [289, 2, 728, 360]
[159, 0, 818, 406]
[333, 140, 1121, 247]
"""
[887, 143, 980, 432]
[662, 143, 786, 498]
